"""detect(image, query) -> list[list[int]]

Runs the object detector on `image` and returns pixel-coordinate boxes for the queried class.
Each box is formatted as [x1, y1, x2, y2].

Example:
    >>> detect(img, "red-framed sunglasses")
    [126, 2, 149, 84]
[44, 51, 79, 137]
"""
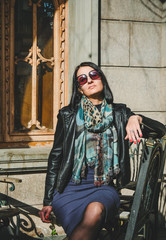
[77, 70, 101, 86]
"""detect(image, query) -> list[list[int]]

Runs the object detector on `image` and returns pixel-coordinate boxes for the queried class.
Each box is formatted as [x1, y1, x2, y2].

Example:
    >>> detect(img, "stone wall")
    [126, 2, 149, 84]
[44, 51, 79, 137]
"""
[100, 0, 166, 124]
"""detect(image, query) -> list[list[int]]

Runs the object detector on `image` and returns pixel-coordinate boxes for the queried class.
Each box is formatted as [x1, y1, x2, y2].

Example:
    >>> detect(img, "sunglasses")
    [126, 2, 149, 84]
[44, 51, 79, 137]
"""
[77, 70, 101, 86]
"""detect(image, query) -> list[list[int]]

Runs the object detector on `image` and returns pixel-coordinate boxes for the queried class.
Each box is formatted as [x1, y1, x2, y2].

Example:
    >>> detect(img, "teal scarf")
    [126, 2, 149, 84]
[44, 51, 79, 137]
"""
[72, 96, 119, 185]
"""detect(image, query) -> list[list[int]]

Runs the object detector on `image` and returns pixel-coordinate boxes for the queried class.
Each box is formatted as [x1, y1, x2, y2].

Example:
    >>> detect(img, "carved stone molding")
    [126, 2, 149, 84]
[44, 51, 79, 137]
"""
[4, 0, 10, 135]
[59, 2, 65, 107]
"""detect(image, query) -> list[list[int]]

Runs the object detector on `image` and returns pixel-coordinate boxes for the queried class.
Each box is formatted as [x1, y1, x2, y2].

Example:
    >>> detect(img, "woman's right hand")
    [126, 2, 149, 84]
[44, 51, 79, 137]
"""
[38, 206, 53, 223]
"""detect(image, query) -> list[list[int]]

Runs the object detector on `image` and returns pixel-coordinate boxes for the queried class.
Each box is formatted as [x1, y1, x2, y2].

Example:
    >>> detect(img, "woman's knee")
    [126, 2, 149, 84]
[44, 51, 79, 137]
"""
[84, 202, 105, 226]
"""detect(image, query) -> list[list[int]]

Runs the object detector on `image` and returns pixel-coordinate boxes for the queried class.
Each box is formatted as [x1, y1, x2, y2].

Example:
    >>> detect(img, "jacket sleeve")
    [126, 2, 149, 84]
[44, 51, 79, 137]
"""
[140, 115, 166, 139]
[124, 105, 165, 138]
[43, 112, 64, 206]
[114, 104, 135, 186]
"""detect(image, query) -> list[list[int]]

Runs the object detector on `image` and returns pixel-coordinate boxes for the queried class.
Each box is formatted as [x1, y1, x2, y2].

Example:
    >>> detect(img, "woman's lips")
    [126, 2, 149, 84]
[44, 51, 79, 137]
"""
[88, 85, 95, 89]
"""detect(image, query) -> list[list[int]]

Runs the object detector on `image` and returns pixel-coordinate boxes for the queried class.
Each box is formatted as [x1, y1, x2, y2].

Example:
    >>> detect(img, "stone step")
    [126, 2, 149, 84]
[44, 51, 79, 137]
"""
[41, 235, 67, 240]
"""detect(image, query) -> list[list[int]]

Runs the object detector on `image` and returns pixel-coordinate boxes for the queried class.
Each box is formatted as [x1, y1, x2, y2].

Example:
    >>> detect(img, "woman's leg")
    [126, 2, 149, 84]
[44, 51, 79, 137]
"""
[69, 202, 105, 240]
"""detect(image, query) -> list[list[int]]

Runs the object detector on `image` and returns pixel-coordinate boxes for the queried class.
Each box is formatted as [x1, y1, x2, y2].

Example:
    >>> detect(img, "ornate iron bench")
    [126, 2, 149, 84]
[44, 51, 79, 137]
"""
[0, 177, 22, 240]
[108, 131, 166, 240]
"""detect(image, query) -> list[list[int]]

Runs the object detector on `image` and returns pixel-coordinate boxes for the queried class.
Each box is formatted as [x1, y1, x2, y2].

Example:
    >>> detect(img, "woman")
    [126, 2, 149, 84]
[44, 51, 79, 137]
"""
[39, 62, 165, 240]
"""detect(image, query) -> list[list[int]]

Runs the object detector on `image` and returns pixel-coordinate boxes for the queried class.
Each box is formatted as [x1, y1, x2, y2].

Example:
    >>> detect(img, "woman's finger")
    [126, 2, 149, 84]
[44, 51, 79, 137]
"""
[38, 206, 52, 223]
[137, 125, 143, 138]
[130, 129, 137, 143]
[125, 115, 143, 143]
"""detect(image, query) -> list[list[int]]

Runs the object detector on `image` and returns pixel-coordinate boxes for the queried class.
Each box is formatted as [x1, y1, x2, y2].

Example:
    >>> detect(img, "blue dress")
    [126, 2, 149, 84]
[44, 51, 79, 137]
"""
[52, 166, 120, 236]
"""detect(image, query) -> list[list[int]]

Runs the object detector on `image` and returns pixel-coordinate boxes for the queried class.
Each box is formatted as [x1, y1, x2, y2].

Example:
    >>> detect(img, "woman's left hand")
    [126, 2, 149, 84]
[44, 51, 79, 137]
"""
[125, 115, 143, 143]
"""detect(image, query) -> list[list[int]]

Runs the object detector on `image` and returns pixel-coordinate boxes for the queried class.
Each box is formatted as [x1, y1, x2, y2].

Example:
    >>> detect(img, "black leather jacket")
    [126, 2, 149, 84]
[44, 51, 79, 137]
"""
[43, 103, 166, 206]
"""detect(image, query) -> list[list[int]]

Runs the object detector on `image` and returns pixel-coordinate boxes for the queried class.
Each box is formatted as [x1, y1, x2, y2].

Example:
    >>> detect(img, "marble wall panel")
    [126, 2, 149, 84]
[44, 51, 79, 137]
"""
[102, 67, 166, 122]
[130, 22, 162, 67]
[101, 0, 164, 22]
[101, 21, 130, 65]
[161, 24, 166, 67]
[101, 21, 162, 67]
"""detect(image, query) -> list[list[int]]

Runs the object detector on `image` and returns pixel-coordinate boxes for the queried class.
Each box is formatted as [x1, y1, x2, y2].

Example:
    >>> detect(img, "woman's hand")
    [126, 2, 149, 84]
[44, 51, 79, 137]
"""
[38, 206, 52, 223]
[125, 115, 143, 143]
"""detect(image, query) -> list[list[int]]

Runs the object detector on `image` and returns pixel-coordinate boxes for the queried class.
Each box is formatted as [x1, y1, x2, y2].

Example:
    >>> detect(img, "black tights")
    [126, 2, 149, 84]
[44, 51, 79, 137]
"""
[69, 202, 105, 240]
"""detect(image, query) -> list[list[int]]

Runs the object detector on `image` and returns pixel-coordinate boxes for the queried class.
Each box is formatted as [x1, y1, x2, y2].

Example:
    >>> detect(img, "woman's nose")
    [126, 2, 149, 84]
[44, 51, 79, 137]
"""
[87, 76, 93, 83]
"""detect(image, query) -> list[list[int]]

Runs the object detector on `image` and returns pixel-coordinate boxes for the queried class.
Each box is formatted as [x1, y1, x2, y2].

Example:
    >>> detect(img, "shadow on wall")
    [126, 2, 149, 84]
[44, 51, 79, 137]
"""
[140, 0, 166, 20]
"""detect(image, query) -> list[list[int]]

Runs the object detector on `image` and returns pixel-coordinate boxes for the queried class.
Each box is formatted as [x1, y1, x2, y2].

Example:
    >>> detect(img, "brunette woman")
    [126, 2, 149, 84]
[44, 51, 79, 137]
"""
[39, 62, 165, 240]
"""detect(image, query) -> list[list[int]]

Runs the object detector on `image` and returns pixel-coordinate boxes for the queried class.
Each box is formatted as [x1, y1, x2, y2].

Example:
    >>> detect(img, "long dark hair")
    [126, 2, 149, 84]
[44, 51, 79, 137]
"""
[70, 62, 114, 110]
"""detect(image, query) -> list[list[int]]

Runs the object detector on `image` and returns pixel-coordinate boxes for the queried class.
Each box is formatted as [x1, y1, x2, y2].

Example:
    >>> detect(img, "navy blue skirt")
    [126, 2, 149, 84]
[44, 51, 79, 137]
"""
[52, 167, 120, 236]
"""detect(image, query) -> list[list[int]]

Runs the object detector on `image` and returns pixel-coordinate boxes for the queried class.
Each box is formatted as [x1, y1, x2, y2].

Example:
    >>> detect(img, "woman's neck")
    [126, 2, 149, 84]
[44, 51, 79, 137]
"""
[90, 99, 103, 105]
[88, 95, 103, 105]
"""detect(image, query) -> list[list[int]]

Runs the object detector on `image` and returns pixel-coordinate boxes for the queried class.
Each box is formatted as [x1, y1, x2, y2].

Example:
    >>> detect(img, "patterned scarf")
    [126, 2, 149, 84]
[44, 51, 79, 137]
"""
[72, 95, 120, 185]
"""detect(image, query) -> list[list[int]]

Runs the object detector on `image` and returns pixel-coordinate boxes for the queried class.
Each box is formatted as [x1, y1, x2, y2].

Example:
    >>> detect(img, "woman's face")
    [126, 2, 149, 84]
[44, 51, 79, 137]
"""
[77, 66, 104, 103]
